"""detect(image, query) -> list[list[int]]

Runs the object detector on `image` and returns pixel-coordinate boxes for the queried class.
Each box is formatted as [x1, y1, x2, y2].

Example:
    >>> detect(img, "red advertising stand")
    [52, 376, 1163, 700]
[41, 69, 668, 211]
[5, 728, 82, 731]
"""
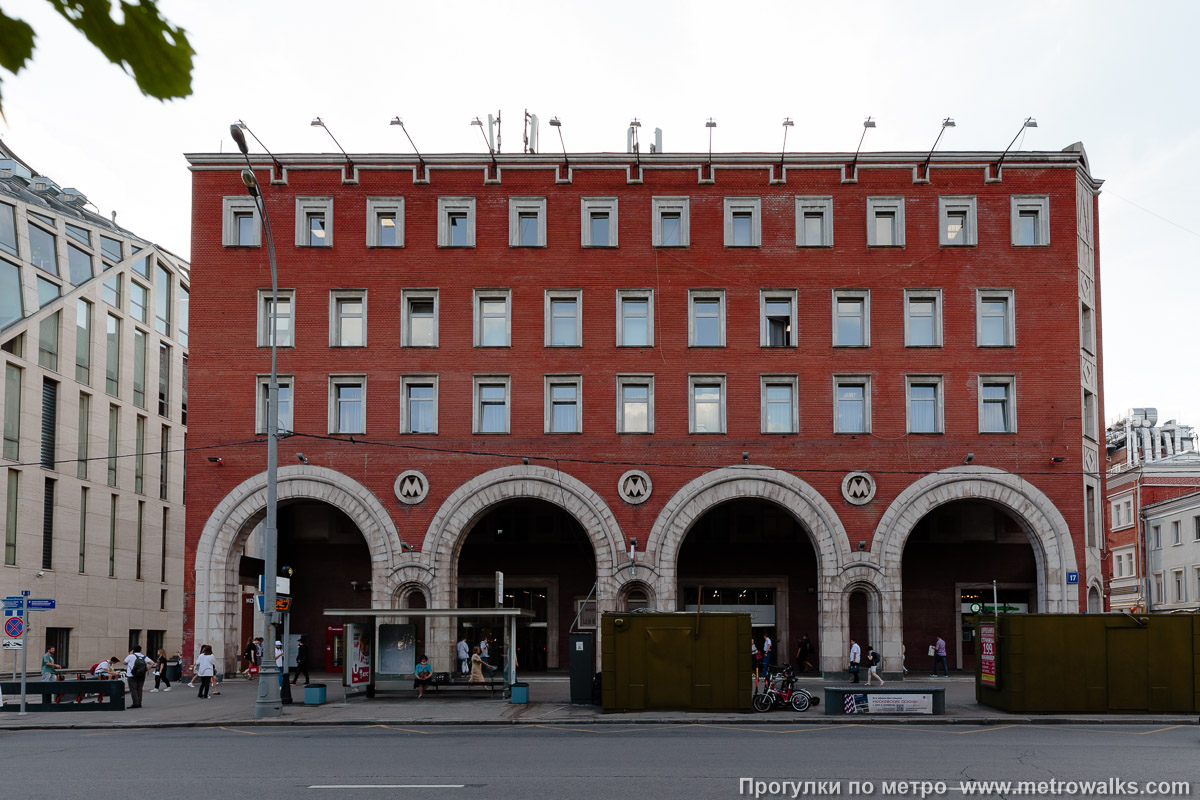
[324, 625, 344, 674]
[979, 622, 997, 688]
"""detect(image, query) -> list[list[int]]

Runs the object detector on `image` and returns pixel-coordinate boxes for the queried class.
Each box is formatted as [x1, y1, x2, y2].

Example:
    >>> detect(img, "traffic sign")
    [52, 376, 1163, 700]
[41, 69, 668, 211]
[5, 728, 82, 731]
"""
[1, 639, 22, 650]
[4, 617, 23, 637]
[2, 598, 22, 608]
[26, 599, 54, 610]
[4, 608, 22, 617]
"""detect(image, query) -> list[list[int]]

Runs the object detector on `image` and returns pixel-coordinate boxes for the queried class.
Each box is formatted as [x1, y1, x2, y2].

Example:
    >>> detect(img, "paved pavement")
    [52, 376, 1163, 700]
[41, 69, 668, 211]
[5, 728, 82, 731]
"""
[1, 672, 1196, 729]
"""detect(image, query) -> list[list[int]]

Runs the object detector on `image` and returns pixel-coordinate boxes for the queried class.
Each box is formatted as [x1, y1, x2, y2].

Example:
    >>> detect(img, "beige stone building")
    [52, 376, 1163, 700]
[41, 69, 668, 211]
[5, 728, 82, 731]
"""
[0, 142, 188, 671]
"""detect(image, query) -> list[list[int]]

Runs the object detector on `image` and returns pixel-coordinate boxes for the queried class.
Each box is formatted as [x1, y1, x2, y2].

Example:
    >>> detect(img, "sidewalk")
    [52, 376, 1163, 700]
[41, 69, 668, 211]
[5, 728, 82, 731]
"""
[1, 673, 1195, 730]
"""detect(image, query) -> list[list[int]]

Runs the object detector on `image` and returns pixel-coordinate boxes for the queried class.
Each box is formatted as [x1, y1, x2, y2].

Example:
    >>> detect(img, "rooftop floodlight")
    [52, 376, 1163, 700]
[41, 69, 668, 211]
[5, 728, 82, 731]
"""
[995, 116, 1038, 175]
[850, 116, 875, 175]
[389, 115, 425, 172]
[705, 117, 717, 164]
[922, 116, 957, 178]
[629, 118, 642, 166]
[548, 116, 569, 168]
[779, 117, 794, 171]
[310, 116, 355, 173]
[471, 116, 497, 167]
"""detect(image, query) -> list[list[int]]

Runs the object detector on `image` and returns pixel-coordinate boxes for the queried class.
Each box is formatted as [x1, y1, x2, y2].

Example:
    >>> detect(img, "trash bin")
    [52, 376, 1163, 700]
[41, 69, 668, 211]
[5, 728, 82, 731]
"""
[304, 683, 327, 705]
[164, 661, 182, 683]
[510, 682, 528, 704]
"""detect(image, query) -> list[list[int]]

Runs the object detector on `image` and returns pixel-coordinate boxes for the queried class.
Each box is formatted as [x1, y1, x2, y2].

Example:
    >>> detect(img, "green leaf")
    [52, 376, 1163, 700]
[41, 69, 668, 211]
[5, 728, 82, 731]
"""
[0, 9, 36, 74]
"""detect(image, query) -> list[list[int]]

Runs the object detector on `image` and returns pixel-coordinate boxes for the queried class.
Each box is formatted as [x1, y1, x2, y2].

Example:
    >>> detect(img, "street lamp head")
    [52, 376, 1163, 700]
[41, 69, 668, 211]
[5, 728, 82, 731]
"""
[782, 117, 794, 127]
[548, 117, 562, 127]
[863, 117, 876, 129]
[470, 117, 483, 127]
[240, 168, 259, 198]
[943, 117, 956, 128]
[1024, 117, 1038, 128]
[310, 117, 324, 128]
[230, 124, 249, 156]
[390, 116, 403, 126]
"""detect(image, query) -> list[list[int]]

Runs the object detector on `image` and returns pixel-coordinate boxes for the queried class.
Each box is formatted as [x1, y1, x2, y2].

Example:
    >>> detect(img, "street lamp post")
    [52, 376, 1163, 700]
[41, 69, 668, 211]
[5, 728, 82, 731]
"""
[230, 123, 283, 718]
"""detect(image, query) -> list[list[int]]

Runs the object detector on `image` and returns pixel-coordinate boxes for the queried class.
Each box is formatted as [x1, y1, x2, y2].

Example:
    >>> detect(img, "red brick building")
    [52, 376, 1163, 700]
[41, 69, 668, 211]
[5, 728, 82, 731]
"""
[185, 141, 1104, 676]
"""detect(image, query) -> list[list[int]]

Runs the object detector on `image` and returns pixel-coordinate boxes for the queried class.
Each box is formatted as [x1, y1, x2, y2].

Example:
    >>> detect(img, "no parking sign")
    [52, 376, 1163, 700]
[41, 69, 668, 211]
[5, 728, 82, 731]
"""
[3, 617, 22, 638]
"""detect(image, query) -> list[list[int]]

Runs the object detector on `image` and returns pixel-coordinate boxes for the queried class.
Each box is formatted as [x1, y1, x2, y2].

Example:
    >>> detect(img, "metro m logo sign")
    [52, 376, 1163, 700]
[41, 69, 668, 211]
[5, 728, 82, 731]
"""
[393, 470, 430, 504]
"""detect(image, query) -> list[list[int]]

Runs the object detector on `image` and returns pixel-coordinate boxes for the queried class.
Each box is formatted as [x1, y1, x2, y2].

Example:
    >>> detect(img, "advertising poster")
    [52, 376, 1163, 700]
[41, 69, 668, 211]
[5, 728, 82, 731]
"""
[980, 623, 997, 687]
[378, 624, 416, 675]
[843, 692, 934, 714]
[347, 624, 372, 687]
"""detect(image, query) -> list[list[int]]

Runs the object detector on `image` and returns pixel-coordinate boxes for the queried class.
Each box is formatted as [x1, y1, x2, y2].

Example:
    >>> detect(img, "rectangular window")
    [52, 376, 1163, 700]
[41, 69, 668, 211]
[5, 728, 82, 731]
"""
[161, 507, 168, 583]
[105, 314, 120, 396]
[107, 405, 118, 487]
[42, 477, 54, 569]
[131, 253, 150, 280]
[904, 289, 942, 347]
[99, 235, 122, 265]
[761, 376, 798, 434]
[78, 486, 87, 573]
[39, 311, 59, 371]
[724, 197, 762, 247]
[102, 274, 121, 308]
[0, 262, 22, 327]
[760, 291, 797, 347]
[1081, 303, 1095, 353]
[147, 629, 164, 656]
[155, 264, 172, 336]
[295, 197, 334, 247]
[979, 376, 1017, 433]
[652, 197, 690, 247]
[158, 343, 171, 417]
[617, 290, 653, 347]
[402, 290, 438, 347]
[178, 286, 188, 348]
[1172, 520, 1181, 545]
[1083, 389, 1097, 440]
[30, 224, 58, 275]
[474, 377, 511, 434]
[689, 376, 726, 434]
[1153, 525, 1161, 549]
[1084, 484, 1097, 547]
[474, 290, 511, 347]
[509, 197, 547, 247]
[366, 197, 404, 247]
[108, 494, 117, 576]
[130, 282, 148, 324]
[65, 223, 90, 248]
[257, 375, 294, 434]
[45, 628, 70, 670]
[1173, 570, 1185, 603]
[330, 377, 366, 434]
[833, 290, 870, 347]
[437, 197, 476, 247]
[37, 276, 59, 308]
[617, 376, 653, 434]
[4, 469, 16, 565]
[906, 376, 944, 434]
[545, 376, 582, 434]
[331, 291, 367, 347]
[159, 426, 168, 501]
[0, 203, 16, 256]
[977, 290, 1015, 347]
[258, 290, 294, 347]
[3, 363, 20, 460]
[134, 415, 145, 494]
[795, 196, 833, 247]
[689, 290, 725, 347]
[135, 500, 144, 580]
[866, 197, 905, 247]
[75, 300, 92, 383]
[400, 376, 437, 434]
[581, 197, 618, 247]
[834, 376, 871, 434]
[222, 196, 260, 246]
[40, 379, 57, 469]
[938, 196, 978, 246]
[132, 329, 146, 408]
[1194, 516, 1200, 541]
[545, 291, 581, 347]
[77, 393, 90, 480]
[1011, 196, 1050, 246]
[66, 242, 93, 286]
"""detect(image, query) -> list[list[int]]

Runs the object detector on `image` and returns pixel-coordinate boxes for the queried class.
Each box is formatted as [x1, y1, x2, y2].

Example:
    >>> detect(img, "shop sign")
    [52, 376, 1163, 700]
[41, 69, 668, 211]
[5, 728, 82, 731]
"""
[683, 603, 775, 624]
[980, 623, 997, 688]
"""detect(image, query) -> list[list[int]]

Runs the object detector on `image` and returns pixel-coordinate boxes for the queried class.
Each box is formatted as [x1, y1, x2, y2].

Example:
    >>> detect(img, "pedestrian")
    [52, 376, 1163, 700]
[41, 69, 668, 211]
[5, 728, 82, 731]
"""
[866, 644, 885, 685]
[240, 637, 257, 679]
[151, 648, 173, 692]
[795, 633, 815, 673]
[290, 637, 310, 685]
[762, 634, 773, 666]
[195, 644, 216, 699]
[457, 636, 470, 675]
[40, 645, 62, 704]
[274, 639, 285, 686]
[469, 646, 494, 685]
[478, 635, 496, 675]
[931, 635, 949, 677]
[124, 645, 151, 708]
[901, 643, 908, 676]
[750, 637, 761, 674]
[413, 655, 433, 698]
[848, 638, 861, 683]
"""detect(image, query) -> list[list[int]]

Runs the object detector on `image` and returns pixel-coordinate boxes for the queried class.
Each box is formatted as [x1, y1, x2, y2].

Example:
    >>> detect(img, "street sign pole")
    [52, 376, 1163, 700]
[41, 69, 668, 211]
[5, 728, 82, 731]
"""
[19, 592, 27, 716]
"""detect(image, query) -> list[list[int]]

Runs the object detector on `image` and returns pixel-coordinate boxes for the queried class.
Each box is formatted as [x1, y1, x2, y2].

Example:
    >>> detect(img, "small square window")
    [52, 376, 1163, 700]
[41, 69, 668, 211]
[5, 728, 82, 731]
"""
[222, 197, 260, 247]
[294, 197, 333, 247]
[904, 290, 943, 347]
[834, 376, 871, 434]
[977, 290, 1015, 347]
[329, 376, 366, 434]
[616, 375, 654, 434]
[866, 197, 905, 247]
[979, 375, 1016, 433]
[330, 290, 366, 347]
[1011, 196, 1050, 246]
[761, 376, 798, 434]
[832, 290, 870, 347]
[581, 197, 618, 247]
[474, 290, 511, 347]
[256, 375, 294, 434]
[402, 290, 438, 347]
[366, 198, 404, 248]
[938, 196, 977, 246]
[724, 197, 761, 247]
[258, 290, 294, 347]
[652, 197, 690, 247]
[689, 290, 725, 347]
[400, 376, 438, 434]
[795, 197, 833, 247]
[509, 197, 546, 247]
[906, 376, 944, 434]
[545, 290, 582, 347]
[689, 375, 726, 434]
[760, 291, 797, 347]
[545, 375, 582, 434]
[473, 376, 511, 434]
[616, 290, 653, 347]
[438, 197, 476, 247]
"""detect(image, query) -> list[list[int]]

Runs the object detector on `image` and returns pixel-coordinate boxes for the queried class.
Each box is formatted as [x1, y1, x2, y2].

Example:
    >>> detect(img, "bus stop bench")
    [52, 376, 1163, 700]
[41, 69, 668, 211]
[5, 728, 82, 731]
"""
[823, 685, 945, 716]
[424, 672, 504, 697]
[1, 680, 126, 711]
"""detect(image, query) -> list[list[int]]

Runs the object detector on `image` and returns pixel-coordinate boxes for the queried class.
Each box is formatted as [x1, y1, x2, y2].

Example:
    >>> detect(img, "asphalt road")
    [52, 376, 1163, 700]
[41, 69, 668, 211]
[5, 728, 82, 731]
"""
[6, 723, 1197, 799]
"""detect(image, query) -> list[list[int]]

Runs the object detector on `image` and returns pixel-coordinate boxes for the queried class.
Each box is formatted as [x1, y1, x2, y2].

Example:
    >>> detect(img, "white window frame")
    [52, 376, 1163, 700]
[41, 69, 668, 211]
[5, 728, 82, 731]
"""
[795, 196, 833, 247]
[833, 375, 872, 434]
[905, 375, 945, 434]
[509, 197, 547, 247]
[329, 289, 367, 348]
[866, 197, 905, 247]
[688, 289, 726, 347]
[1171, 568, 1185, 602]
[473, 289, 512, 347]
[399, 375, 438, 435]
[255, 375, 294, 435]
[976, 289, 1015, 347]
[938, 196, 978, 247]
[651, 196, 690, 247]
[1171, 520, 1181, 546]
[978, 375, 1017, 434]
[616, 289, 654, 347]
[1011, 195, 1050, 246]
[688, 374, 727, 434]
[294, 197, 333, 247]
[437, 196, 476, 248]
[904, 289, 943, 347]
[472, 375, 511, 434]
[581, 197, 618, 248]
[1083, 389, 1098, 441]
[401, 289, 439, 348]
[1111, 495, 1134, 531]
[832, 289, 870, 347]
[222, 196, 261, 247]
[544, 290, 582, 348]
[760, 375, 799, 434]
[723, 197, 762, 247]
[760, 290, 798, 348]
[544, 374, 583, 434]
[1080, 302, 1096, 354]
[328, 375, 366, 435]
[616, 375, 654, 434]
[257, 289, 295, 348]
[366, 197, 404, 248]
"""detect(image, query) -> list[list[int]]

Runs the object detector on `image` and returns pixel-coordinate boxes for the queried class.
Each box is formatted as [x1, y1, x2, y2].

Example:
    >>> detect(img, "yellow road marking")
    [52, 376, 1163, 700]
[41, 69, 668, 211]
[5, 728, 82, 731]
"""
[217, 726, 257, 735]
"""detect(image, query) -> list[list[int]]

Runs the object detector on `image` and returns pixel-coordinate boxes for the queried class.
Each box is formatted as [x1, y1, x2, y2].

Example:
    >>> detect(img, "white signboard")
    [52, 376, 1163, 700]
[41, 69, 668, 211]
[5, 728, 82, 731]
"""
[962, 602, 1028, 614]
[683, 604, 775, 625]
[866, 693, 933, 714]
[1, 639, 22, 650]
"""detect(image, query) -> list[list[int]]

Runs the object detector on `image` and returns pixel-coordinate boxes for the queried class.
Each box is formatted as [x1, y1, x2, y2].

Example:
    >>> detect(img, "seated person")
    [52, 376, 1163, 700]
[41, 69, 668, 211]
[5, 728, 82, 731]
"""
[93, 657, 121, 678]
[413, 655, 433, 698]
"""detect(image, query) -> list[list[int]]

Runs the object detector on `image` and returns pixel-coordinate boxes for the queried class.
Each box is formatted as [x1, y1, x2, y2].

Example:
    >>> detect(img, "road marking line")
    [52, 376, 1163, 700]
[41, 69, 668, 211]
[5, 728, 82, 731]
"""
[954, 725, 1016, 735]
[217, 726, 257, 735]
[308, 785, 465, 790]
[1135, 725, 1182, 735]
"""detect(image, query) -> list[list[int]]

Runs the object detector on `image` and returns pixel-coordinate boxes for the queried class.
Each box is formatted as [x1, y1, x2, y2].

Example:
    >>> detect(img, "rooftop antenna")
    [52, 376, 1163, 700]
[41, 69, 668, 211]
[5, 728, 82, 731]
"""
[310, 117, 355, 173]
[922, 117, 955, 178]
[471, 116, 497, 169]
[849, 116, 876, 176]
[548, 116, 568, 168]
[389, 116, 425, 172]
[523, 110, 539, 154]
[705, 118, 717, 165]
[779, 117, 794, 172]
[629, 119, 641, 167]
[234, 120, 284, 176]
[995, 116, 1038, 175]
[653, 127, 662, 154]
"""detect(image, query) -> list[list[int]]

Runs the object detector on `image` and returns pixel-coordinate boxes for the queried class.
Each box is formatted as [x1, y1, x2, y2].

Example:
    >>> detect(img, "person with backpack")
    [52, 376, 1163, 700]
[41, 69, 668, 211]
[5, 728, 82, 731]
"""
[124, 645, 151, 708]
[866, 644, 885, 685]
[240, 637, 257, 679]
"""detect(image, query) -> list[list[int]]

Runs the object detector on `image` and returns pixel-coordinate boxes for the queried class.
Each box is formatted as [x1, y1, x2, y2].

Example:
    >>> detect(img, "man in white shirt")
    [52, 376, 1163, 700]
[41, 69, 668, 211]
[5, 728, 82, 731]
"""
[124, 646, 151, 708]
[274, 640, 284, 687]
[762, 635, 773, 667]
[848, 638, 861, 684]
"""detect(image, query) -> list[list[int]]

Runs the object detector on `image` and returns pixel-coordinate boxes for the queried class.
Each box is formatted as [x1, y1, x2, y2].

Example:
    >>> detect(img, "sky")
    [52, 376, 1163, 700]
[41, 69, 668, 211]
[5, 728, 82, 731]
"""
[2, 0, 1197, 430]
